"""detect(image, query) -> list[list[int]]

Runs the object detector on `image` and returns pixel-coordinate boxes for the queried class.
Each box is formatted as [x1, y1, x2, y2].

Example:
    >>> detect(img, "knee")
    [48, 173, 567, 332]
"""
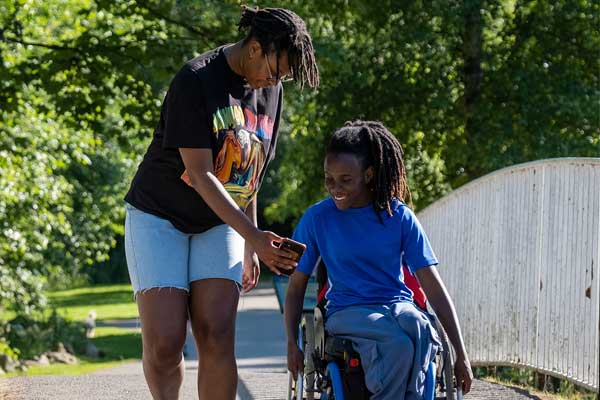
[144, 330, 186, 365]
[193, 317, 235, 351]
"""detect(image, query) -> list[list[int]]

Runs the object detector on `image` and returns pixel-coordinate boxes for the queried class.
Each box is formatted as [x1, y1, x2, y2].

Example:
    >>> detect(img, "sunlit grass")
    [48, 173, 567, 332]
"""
[5, 326, 142, 377]
[484, 377, 597, 400]
[5, 285, 142, 376]
[48, 284, 138, 321]
[5, 358, 134, 377]
[481, 372, 597, 400]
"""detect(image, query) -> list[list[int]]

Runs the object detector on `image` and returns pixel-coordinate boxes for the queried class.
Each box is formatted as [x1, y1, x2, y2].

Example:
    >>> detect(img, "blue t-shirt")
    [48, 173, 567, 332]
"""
[293, 198, 438, 316]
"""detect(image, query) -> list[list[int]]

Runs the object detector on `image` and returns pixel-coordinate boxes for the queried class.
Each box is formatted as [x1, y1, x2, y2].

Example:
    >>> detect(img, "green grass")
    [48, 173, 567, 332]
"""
[476, 367, 598, 400]
[6, 284, 142, 377]
[48, 284, 138, 321]
[7, 359, 134, 377]
[91, 327, 142, 359]
[484, 377, 598, 400]
[4, 277, 276, 377]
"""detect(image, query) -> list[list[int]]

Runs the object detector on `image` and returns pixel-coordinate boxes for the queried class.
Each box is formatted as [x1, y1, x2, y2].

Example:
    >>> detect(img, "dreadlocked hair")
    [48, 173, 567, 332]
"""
[238, 5, 319, 90]
[327, 120, 413, 219]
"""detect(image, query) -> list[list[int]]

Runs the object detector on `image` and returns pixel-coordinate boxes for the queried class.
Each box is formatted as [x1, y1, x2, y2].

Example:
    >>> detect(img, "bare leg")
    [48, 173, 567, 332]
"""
[137, 288, 188, 400]
[189, 279, 240, 400]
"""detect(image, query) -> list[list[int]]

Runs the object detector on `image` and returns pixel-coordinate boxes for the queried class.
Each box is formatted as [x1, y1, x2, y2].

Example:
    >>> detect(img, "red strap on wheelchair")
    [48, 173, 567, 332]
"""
[403, 264, 428, 310]
[317, 266, 427, 310]
[317, 283, 328, 304]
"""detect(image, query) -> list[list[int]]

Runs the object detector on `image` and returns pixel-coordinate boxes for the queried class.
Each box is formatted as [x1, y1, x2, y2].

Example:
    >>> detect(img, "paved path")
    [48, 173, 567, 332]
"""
[1, 284, 546, 399]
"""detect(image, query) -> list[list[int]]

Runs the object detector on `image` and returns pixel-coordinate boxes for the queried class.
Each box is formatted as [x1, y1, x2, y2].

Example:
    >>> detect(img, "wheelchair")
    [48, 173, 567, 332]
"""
[273, 258, 463, 400]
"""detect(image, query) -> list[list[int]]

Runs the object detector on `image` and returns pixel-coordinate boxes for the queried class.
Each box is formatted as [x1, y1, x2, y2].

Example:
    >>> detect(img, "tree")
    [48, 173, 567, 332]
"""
[0, 0, 597, 319]
[0, 0, 242, 313]
[263, 0, 599, 223]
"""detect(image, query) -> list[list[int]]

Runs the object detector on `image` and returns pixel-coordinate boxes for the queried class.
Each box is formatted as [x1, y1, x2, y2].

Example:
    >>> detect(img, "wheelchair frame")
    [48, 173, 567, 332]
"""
[275, 259, 463, 400]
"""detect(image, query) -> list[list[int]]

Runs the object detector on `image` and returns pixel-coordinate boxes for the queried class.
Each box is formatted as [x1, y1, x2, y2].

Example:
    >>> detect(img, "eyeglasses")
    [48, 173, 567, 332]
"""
[264, 53, 293, 84]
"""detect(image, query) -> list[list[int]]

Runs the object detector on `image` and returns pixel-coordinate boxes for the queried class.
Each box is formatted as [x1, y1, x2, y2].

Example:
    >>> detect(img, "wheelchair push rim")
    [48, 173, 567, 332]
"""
[288, 313, 317, 400]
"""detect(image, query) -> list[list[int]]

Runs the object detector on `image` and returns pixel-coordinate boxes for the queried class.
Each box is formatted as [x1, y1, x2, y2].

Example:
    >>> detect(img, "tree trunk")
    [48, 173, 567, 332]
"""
[463, 0, 483, 179]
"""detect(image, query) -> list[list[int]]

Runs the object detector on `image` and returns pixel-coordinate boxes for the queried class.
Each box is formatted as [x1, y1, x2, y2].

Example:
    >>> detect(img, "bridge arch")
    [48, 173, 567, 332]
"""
[418, 158, 599, 391]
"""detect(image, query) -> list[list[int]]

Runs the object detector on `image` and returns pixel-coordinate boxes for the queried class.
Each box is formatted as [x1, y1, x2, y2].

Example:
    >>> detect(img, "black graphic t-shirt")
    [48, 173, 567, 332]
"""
[125, 46, 283, 234]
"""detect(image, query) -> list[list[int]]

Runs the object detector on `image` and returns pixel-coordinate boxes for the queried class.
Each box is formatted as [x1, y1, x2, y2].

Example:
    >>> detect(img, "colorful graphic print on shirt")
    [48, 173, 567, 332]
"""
[181, 105, 274, 210]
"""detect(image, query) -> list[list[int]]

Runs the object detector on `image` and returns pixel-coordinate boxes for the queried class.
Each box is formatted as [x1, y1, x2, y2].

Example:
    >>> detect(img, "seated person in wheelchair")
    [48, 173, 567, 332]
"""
[285, 120, 473, 400]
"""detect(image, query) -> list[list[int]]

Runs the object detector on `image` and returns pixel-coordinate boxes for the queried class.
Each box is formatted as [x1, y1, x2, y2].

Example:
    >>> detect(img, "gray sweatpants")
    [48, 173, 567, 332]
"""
[325, 302, 441, 400]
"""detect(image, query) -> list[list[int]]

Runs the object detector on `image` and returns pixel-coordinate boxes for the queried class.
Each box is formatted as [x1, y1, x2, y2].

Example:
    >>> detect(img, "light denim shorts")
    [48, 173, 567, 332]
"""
[124, 203, 244, 296]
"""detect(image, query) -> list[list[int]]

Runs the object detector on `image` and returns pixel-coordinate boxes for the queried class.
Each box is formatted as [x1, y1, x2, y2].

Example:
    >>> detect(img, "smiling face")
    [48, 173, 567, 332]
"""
[324, 153, 374, 210]
[243, 40, 291, 89]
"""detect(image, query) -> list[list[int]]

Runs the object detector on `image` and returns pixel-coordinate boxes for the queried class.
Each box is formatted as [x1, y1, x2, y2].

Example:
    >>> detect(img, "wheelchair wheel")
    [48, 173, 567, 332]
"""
[288, 368, 306, 400]
[288, 313, 316, 400]
[320, 362, 345, 400]
[425, 360, 436, 400]
[302, 313, 316, 400]
[435, 319, 457, 400]
[287, 371, 295, 400]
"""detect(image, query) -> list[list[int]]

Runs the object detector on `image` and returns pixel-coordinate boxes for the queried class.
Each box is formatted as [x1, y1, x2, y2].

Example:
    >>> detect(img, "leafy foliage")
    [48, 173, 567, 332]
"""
[0, 0, 239, 314]
[2, 310, 86, 360]
[0, 0, 597, 359]
[263, 0, 599, 221]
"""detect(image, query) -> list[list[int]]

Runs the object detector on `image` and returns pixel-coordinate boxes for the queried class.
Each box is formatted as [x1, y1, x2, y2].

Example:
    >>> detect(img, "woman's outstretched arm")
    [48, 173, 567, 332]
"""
[180, 147, 296, 273]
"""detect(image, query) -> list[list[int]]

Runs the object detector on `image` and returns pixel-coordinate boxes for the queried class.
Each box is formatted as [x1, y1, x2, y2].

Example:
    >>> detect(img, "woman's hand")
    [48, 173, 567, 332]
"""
[287, 342, 304, 380]
[454, 355, 473, 394]
[242, 243, 260, 293]
[250, 230, 298, 274]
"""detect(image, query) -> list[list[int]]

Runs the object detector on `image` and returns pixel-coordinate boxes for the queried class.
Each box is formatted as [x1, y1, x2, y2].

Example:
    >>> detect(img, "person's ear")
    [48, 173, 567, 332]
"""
[248, 40, 262, 60]
[365, 166, 375, 184]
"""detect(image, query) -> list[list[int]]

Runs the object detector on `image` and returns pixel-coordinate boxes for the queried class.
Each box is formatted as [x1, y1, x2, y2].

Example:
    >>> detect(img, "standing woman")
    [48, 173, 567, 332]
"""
[124, 6, 319, 399]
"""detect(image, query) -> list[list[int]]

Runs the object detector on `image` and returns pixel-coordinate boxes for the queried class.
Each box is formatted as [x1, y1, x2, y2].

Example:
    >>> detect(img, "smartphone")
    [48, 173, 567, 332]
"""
[277, 238, 306, 275]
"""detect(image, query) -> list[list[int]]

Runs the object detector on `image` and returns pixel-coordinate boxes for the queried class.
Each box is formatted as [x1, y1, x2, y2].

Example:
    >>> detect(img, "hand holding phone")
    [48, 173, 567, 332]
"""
[277, 238, 306, 275]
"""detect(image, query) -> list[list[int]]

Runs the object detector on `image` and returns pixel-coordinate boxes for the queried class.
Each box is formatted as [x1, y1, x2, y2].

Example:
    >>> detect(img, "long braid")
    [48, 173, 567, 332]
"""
[327, 121, 413, 219]
[366, 121, 412, 213]
[238, 6, 319, 90]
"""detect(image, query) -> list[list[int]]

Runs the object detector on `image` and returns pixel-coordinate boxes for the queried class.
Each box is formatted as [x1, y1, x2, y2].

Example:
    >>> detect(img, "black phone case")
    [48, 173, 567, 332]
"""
[280, 240, 305, 262]
[277, 239, 306, 275]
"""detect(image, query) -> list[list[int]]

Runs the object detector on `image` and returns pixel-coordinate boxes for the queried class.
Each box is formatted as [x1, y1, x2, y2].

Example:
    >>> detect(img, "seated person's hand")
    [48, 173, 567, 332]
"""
[454, 356, 474, 394]
[287, 342, 304, 380]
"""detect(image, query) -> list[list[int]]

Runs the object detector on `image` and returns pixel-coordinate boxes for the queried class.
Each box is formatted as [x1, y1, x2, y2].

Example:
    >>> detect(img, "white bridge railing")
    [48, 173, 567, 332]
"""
[418, 158, 599, 391]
